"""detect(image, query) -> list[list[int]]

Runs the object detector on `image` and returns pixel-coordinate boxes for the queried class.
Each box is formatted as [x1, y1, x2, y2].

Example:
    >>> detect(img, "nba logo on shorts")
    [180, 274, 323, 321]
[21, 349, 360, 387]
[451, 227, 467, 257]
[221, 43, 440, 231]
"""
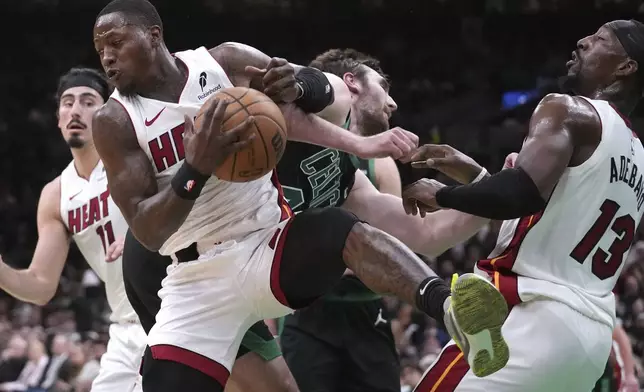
[184, 180, 195, 192]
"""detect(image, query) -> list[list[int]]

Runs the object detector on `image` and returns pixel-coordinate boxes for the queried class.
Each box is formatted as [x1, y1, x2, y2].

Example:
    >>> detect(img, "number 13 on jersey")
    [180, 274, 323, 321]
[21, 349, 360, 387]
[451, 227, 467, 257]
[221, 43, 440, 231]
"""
[570, 199, 635, 280]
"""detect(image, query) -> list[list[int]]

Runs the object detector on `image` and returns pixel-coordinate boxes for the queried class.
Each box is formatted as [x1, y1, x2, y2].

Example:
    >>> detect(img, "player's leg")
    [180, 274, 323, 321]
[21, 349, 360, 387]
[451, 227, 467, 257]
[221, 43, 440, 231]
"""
[269, 207, 508, 376]
[226, 354, 298, 392]
[124, 230, 298, 392]
[342, 300, 400, 392]
[142, 242, 264, 392]
[226, 321, 299, 392]
[414, 300, 612, 392]
[281, 316, 342, 392]
[122, 229, 168, 334]
[90, 323, 147, 392]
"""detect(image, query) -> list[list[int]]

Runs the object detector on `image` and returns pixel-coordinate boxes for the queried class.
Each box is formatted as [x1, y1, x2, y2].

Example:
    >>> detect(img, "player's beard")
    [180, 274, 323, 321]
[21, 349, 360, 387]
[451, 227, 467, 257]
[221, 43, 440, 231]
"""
[67, 134, 85, 149]
[356, 108, 389, 136]
[559, 74, 578, 94]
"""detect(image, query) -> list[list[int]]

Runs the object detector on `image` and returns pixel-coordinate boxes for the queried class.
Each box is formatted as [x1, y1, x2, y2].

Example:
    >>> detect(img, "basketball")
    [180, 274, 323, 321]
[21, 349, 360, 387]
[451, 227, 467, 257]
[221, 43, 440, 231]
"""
[195, 87, 287, 182]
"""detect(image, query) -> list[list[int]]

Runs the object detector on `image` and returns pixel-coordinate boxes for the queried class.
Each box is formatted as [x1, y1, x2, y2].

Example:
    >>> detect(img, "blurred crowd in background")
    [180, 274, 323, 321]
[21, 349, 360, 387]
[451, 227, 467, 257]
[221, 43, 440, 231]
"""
[1, 0, 644, 390]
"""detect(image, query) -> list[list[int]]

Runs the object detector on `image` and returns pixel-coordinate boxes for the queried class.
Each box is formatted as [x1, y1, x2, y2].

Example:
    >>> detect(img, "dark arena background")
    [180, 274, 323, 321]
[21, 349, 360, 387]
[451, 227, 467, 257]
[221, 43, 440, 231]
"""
[0, 0, 643, 391]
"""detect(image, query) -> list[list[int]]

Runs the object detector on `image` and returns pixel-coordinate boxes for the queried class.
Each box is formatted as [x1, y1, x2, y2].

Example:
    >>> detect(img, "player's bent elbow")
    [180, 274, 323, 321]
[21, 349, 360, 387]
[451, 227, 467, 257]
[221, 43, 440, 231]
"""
[31, 288, 56, 307]
[32, 296, 52, 307]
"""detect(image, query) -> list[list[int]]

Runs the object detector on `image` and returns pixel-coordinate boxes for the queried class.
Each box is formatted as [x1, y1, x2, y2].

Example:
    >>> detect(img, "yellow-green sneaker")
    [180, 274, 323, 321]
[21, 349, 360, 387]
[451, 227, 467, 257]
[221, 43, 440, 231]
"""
[443, 273, 510, 378]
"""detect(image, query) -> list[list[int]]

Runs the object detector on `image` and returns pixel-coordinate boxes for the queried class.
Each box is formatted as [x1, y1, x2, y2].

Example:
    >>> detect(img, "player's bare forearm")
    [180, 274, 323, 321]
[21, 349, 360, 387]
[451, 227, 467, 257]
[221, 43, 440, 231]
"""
[344, 170, 487, 257]
[93, 102, 195, 251]
[418, 210, 489, 256]
[123, 180, 195, 251]
[0, 180, 71, 305]
[280, 103, 362, 153]
[0, 262, 58, 306]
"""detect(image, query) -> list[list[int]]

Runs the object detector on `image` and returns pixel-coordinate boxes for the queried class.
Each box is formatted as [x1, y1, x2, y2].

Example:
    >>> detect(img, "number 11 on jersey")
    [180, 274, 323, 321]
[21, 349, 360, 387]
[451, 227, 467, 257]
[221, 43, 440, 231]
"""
[96, 221, 116, 258]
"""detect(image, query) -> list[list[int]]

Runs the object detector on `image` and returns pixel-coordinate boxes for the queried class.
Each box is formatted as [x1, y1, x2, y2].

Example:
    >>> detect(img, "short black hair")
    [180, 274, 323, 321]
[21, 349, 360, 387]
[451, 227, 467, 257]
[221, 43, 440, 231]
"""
[309, 49, 387, 81]
[56, 67, 111, 103]
[97, 0, 163, 31]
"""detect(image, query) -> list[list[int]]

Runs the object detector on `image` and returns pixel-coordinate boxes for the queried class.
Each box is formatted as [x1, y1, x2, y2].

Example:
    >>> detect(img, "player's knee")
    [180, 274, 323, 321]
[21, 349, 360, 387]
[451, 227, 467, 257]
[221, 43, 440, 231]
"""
[290, 207, 360, 255]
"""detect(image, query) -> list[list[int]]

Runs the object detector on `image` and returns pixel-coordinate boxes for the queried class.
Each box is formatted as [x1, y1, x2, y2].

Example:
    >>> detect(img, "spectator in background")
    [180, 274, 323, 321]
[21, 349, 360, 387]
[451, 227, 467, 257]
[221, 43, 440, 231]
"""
[0, 335, 27, 388]
[10, 338, 49, 392]
[38, 334, 68, 391]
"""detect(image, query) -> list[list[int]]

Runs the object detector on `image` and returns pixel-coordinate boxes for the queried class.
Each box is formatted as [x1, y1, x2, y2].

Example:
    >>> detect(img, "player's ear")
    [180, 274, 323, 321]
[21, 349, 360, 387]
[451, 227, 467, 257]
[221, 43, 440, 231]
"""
[616, 58, 638, 78]
[149, 26, 162, 48]
[343, 72, 361, 94]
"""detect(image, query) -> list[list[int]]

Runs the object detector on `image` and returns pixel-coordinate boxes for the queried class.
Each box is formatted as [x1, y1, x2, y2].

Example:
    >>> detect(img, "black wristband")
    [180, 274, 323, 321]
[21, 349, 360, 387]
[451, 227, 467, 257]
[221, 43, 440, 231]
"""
[171, 162, 209, 200]
[294, 67, 335, 113]
[435, 167, 546, 220]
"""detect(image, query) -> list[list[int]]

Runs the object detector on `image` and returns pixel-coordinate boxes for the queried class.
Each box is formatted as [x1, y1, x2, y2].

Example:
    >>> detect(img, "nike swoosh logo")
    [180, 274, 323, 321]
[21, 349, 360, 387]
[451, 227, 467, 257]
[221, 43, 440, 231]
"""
[419, 278, 437, 295]
[145, 107, 166, 126]
[69, 190, 82, 200]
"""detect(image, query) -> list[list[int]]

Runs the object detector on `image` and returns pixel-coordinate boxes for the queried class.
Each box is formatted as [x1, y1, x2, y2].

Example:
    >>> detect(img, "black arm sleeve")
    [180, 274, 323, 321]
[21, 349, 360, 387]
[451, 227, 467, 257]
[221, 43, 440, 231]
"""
[435, 167, 546, 220]
[294, 67, 335, 113]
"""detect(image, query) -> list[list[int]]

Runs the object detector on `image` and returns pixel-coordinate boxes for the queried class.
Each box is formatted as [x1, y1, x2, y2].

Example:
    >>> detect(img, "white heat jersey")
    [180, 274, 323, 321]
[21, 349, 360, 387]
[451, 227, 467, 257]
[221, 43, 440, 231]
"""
[110, 47, 288, 256]
[476, 97, 644, 328]
[59, 161, 137, 324]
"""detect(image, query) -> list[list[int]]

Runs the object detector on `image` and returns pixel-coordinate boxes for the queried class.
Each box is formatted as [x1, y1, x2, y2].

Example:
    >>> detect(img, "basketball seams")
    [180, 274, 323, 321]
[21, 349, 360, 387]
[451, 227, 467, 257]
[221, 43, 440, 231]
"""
[235, 100, 271, 171]
[207, 88, 285, 181]
[220, 98, 273, 123]
[252, 115, 287, 161]
[219, 89, 268, 181]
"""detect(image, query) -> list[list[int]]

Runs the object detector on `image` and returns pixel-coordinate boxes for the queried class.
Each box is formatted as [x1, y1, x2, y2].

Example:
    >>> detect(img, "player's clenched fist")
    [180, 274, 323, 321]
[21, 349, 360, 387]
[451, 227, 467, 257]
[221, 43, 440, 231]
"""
[245, 58, 299, 103]
[402, 178, 446, 217]
[357, 127, 419, 159]
[184, 98, 256, 175]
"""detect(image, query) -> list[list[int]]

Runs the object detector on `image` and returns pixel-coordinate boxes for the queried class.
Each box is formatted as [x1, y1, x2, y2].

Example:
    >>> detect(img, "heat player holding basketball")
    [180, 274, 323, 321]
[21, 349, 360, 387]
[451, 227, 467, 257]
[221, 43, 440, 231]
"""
[91, 0, 509, 391]
[0, 68, 147, 392]
[405, 20, 644, 391]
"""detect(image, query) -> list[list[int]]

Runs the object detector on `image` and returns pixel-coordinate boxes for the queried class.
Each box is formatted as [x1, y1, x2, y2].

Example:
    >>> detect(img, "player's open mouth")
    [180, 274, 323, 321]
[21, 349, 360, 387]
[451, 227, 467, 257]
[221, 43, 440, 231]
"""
[566, 51, 578, 68]
[106, 69, 121, 80]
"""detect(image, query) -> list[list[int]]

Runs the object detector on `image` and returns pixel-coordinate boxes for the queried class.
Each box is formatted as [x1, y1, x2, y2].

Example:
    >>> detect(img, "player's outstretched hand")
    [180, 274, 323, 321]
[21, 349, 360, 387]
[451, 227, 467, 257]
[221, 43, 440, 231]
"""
[357, 127, 419, 159]
[408, 144, 483, 184]
[401, 178, 445, 217]
[105, 237, 125, 262]
[184, 99, 256, 174]
[245, 58, 299, 103]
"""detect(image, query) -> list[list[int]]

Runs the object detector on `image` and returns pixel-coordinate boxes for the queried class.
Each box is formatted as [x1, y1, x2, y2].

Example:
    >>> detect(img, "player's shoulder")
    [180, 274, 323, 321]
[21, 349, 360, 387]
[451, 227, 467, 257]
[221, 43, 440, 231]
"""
[207, 42, 253, 59]
[41, 176, 61, 198]
[38, 176, 62, 218]
[94, 99, 129, 128]
[207, 42, 254, 71]
[92, 98, 136, 145]
[534, 93, 601, 139]
[536, 93, 600, 125]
